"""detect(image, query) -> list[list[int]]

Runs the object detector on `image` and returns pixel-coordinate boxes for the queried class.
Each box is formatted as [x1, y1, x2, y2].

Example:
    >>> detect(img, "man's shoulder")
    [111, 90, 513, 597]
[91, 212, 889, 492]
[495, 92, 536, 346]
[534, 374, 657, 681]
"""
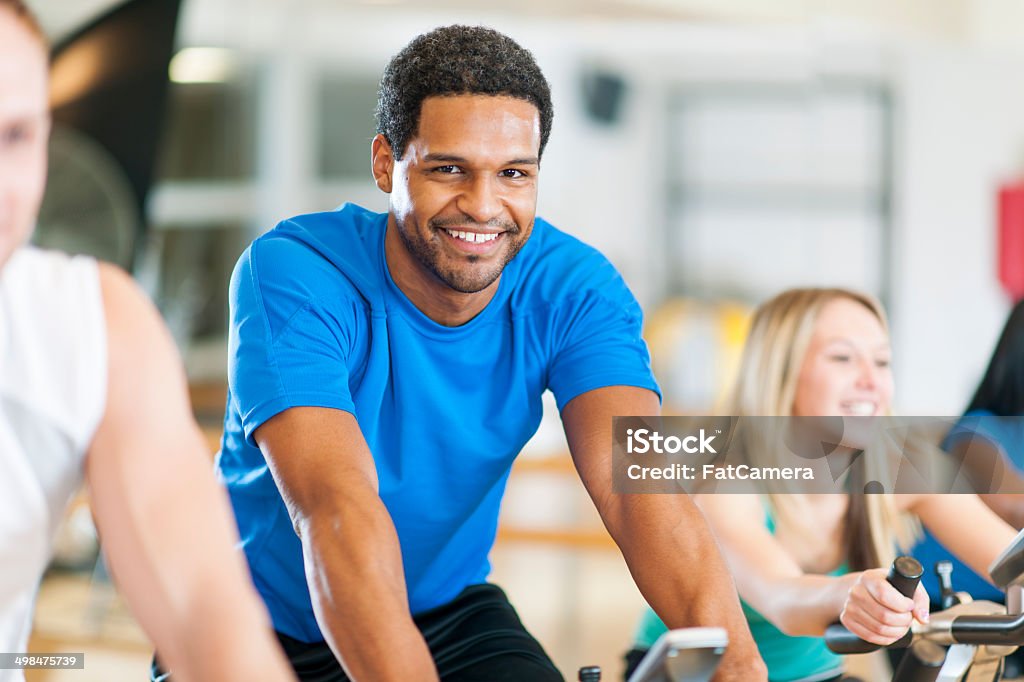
[2, 248, 105, 348]
[0, 251, 108, 452]
[528, 217, 606, 259]
[254, 203, 384, 260]
[953, 409, 1021, 448]
[241, 203, 387, 303]
[515, 218, 632, 304]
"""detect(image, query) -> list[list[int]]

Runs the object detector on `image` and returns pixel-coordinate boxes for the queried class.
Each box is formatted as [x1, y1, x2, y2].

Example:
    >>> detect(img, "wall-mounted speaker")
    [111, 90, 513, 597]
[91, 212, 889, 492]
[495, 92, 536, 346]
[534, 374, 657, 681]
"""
[581, 69, 627, 126]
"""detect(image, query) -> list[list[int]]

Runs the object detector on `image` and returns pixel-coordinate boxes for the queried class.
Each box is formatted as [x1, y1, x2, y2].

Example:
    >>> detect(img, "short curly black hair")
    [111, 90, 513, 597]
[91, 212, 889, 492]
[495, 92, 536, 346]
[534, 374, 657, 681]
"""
[376, 25, 553, 161]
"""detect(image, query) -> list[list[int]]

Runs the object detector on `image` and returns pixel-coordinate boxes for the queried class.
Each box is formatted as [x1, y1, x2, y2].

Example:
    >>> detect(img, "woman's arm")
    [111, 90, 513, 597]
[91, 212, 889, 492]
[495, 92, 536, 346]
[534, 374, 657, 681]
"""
[698, 494, 927, 644]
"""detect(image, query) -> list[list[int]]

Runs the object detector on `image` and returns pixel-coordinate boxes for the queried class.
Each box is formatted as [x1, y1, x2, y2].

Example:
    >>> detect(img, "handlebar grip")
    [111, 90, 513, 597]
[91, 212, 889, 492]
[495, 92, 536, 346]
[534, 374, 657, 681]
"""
[824, 556, 924, 654]
[888, 556, 925, 599]
[824, 623, 884, 654]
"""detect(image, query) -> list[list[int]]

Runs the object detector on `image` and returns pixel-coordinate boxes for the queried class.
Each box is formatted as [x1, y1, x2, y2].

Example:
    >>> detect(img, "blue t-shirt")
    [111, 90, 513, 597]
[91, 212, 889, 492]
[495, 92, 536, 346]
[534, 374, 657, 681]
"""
[217, 203, 661, 642]
[913, 410, 1024, 604]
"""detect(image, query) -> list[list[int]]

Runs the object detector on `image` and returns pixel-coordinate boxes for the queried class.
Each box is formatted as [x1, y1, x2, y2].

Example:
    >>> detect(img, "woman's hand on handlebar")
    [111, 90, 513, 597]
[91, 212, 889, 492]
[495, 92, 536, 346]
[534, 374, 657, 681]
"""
[838, 568, 930, 645]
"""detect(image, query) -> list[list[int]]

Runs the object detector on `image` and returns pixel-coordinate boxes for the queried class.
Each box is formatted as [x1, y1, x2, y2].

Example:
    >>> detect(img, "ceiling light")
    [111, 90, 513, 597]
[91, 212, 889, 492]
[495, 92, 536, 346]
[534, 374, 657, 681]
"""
[169, 47, 237, 84]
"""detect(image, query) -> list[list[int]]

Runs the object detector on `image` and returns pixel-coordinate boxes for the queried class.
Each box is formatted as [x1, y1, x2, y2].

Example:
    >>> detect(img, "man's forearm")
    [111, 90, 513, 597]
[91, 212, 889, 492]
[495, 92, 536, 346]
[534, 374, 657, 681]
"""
[603, 495, 767, 681]
[299, 490, 438, 682]
[171, 592, 297, 681]
[91, 460, 299, 680]
[982, 493, 1024, 529]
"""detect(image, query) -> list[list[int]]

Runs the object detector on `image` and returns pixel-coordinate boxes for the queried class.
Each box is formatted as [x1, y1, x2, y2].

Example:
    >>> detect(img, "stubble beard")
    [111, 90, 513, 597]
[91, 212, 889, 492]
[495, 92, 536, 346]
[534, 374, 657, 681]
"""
[396, 216, 528, 294]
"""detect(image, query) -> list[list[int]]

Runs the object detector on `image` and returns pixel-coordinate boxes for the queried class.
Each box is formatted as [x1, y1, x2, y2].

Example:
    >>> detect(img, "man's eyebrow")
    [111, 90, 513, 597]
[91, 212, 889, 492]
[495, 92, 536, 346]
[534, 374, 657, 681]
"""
[423, 153, 467, 163]
[422, 153, 539, 166]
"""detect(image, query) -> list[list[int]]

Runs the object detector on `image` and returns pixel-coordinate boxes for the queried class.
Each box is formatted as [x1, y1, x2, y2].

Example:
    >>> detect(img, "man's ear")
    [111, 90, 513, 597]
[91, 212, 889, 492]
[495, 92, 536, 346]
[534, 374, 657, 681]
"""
[371, 134, 395, 193]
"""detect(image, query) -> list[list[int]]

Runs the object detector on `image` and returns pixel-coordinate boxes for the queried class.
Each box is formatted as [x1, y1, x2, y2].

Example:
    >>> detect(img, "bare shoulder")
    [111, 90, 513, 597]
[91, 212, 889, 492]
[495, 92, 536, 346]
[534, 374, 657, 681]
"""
[97, 262, 157, 331]
[96, 262, 177, 365]
[92, 262, 190, 434]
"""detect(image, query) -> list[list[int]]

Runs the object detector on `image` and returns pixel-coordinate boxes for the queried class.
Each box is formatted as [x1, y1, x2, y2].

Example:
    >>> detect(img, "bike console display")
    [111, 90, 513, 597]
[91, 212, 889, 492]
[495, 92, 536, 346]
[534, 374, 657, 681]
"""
[627, 628, 727, 682]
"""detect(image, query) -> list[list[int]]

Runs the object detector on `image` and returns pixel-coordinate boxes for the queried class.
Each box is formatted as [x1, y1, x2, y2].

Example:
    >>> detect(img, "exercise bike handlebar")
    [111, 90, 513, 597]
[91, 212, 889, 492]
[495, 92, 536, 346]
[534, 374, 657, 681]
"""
[943, 612, 1024, 646]
[825, 557, 923, 655]
[827, 556, 1024, 655]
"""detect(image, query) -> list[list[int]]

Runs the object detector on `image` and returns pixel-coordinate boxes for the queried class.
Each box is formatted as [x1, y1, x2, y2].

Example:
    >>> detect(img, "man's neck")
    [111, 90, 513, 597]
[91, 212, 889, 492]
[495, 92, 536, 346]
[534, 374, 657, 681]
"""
[383, 222, 499, 327]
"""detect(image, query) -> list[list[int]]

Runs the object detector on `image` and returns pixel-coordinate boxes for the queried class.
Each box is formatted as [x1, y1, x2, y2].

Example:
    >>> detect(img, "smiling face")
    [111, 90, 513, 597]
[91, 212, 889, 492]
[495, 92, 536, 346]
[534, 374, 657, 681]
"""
[373, 94, 540, 322]
[0, 6, 49, 272]
[792, 297, 893, 418]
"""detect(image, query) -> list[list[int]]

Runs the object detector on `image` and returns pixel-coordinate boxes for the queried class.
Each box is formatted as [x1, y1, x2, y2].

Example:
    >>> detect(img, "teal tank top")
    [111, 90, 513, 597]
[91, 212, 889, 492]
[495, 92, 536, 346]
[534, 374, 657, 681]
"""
[633, 509, 846, 682]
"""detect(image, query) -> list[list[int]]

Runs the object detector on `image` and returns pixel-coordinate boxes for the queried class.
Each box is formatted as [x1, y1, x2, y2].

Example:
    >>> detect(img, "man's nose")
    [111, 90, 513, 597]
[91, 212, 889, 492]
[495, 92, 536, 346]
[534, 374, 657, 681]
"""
[456, 175, 502, 224]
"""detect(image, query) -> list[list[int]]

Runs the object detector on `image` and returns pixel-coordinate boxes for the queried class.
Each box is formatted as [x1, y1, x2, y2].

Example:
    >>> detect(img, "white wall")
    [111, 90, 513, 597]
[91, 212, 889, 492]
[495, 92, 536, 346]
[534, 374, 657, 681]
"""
[891, 45, 1024, 412]
[165, 1, 1024, 413]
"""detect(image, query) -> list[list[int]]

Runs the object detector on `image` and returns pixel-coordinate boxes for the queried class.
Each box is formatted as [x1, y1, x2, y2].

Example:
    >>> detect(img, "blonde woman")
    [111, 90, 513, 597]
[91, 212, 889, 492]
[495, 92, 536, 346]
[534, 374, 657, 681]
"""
[628, 288, 1018, 682]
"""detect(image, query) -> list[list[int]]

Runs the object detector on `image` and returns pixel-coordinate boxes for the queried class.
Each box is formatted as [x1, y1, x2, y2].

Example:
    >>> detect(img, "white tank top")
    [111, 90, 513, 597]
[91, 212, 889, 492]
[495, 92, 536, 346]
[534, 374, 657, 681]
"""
[0, 247, 107, 675]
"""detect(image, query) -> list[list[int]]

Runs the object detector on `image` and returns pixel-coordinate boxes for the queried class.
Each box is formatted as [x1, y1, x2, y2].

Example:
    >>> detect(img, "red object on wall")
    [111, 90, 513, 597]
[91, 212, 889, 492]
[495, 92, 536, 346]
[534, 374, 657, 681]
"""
[999, 182, 1024, 301]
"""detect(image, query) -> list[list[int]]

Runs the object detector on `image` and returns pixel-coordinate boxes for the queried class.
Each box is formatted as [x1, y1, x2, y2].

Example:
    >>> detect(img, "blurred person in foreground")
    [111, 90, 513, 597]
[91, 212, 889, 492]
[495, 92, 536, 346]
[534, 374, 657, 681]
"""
[205, 23, 766, 682]
[629, 288, 1019, 682]
[0, 2, 295, 680]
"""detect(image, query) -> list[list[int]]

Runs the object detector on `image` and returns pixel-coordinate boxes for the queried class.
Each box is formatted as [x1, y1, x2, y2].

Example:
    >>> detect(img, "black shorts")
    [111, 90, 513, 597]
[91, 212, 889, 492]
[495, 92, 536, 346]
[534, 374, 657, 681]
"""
[152, 583, 563, 682]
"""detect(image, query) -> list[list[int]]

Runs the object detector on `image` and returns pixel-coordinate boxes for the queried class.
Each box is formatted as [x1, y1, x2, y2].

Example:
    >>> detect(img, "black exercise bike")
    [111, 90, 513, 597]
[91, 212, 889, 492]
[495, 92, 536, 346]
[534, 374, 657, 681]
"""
[826, 527, 1024, 681]
[576, 528, 1024, 682]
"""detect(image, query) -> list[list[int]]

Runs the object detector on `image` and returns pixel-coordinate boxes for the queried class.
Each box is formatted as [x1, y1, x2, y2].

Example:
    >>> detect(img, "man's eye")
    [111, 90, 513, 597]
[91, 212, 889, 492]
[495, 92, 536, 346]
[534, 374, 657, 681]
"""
[875, 359, 891, 368]
[500, 169, 526, 178]
[828, 355, 851, 363]
[433, 165, 460, 174]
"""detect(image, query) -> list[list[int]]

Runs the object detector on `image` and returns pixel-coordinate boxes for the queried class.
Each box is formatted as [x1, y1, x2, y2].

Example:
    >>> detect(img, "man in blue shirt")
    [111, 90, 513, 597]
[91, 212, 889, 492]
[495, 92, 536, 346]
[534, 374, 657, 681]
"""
[216, 24, 766, 682]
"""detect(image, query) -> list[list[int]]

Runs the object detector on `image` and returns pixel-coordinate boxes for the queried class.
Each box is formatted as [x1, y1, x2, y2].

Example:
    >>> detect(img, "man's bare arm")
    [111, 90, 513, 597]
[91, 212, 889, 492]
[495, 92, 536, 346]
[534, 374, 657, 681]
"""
[254, 406, 438, 682]
[561, 386, 767, 681]
[85, 264, 296, 681]
[948, 437, 1024, 528]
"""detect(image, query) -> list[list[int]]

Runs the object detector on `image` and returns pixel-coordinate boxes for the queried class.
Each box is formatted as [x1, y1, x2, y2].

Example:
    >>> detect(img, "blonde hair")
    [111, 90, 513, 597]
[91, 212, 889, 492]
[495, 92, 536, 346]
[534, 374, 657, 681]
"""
[726, 287, 918, 570]
[1, 0, 47, 46]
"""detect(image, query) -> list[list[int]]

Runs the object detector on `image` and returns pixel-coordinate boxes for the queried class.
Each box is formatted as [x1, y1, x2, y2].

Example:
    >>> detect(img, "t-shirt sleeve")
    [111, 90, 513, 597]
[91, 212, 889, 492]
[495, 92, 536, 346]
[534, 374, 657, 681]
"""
[546, 257, 661, 411]
[945, 413, 1006, 454]
[228, 236, 358, 444]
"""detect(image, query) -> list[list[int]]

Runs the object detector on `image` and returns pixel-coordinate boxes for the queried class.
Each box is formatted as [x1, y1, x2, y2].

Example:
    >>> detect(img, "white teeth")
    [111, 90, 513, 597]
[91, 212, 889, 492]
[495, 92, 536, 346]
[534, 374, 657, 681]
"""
[843, 401, 875, 416]
[445, 229, 498, 244]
